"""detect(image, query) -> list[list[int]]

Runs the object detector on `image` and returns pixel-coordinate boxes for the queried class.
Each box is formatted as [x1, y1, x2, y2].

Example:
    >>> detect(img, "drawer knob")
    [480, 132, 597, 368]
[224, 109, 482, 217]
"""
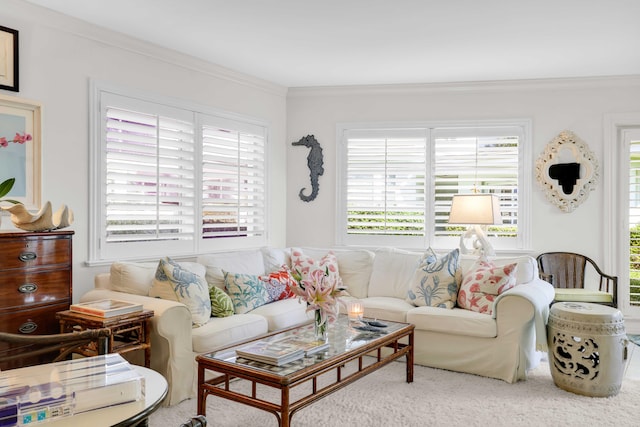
[18, 283, 38, 293]
[18, 321, 38, 334]
[19, 252, 37, 262]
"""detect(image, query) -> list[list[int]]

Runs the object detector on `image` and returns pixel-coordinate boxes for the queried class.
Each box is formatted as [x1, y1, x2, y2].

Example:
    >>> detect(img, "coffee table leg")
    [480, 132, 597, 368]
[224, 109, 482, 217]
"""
[281, 387, 290, 427]
[197, 364, 206, 416]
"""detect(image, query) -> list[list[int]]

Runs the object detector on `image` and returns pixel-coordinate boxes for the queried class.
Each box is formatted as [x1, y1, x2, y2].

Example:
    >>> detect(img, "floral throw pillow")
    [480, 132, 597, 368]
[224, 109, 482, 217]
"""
[153, 257, 211, 327]
[457, 257, 518, 315]
[406, 248, 461, 309]
[290, 248, 340, 285]
[224, 271, 271, 314]
[258, 265, 297, 302]
[209, 285, 234, 317]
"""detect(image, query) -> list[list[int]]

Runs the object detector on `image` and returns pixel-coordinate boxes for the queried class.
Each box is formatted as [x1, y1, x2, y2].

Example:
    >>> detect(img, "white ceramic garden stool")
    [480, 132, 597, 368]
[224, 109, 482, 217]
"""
[547, 301, 628, 397]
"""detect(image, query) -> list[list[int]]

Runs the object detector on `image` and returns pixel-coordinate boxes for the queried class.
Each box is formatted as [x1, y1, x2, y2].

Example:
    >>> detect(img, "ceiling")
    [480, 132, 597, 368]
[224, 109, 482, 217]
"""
[23, 0, 640, 87]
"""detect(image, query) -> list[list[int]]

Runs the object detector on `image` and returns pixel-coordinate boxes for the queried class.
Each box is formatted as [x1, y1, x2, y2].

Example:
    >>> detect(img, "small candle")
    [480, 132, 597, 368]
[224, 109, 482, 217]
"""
[348, 301, 364, 321]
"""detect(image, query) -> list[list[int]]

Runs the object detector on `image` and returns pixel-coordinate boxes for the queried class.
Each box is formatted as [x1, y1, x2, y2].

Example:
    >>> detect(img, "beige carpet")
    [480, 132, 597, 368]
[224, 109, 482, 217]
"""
[151, 355, 639, 427]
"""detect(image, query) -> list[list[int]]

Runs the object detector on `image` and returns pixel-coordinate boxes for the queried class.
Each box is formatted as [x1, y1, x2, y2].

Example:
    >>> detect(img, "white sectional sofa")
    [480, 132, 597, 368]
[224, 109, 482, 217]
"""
[81, 247, 555, 406]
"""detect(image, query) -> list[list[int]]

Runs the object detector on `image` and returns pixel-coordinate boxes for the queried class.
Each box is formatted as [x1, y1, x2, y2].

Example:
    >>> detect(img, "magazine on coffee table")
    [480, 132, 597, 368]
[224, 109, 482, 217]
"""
[235, 340, 305, 366]
[70, 299, 143, 318]
[272, 336, 330, 356]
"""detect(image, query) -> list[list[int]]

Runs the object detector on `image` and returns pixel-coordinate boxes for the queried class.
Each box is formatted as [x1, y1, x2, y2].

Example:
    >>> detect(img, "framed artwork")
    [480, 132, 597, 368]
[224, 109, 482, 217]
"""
[0, 94, 41, 210]
[0, 26, 19, 92]
[535, 130, 599, 213]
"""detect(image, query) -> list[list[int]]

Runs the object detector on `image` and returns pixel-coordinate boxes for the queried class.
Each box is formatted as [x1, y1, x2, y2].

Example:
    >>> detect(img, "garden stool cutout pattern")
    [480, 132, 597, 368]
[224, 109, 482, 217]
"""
[547, 302, 628, 397]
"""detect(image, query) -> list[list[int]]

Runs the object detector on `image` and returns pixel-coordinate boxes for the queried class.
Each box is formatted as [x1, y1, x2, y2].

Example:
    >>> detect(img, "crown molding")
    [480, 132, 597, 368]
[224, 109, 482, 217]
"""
[7, 0, 287, 97]
[287, 75, 640, 97]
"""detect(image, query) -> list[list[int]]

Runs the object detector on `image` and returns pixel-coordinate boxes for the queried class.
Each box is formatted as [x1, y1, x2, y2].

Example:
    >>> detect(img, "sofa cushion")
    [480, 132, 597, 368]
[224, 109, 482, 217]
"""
[297, 248, 375, 299]
[407, 306, 497, 338]
[457, 257, 518, 315]
[261, 247, 291, 273]
[224, 271, 271, 314]
[152, 257, 211, 327]
[109, 261, 157, 295]
[191, 313, 268, 353]
[360, 297, 414, 323]
[209, 285, 235, 317]
[250, 298, 310, 331]
[332, 249, 374, 299]
[406, 248, 461, 309]
[258, 265, 297, 301]
[198, 250, 266, 290]
[368, 248, 422, 299]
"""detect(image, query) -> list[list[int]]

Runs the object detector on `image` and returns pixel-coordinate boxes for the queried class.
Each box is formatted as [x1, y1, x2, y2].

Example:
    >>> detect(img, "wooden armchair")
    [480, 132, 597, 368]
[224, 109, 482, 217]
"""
[536, 252, 618, 307]
[0, 328, 112, 367]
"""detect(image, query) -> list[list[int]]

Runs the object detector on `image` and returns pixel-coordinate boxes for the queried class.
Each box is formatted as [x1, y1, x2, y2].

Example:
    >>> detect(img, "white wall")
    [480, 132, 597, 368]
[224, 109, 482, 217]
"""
[286, 78, 640, 264]
[1, 0, 288, 301]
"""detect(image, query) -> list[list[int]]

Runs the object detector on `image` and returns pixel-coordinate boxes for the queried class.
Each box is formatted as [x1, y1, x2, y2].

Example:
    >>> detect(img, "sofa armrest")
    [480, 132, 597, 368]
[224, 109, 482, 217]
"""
[80, 289, 194, 406]
[493, 279, 555, 351]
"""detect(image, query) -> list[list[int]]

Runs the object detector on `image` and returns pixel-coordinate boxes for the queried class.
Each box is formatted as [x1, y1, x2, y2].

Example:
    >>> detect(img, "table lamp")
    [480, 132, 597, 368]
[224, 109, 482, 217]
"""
[448, 193, 502, 256]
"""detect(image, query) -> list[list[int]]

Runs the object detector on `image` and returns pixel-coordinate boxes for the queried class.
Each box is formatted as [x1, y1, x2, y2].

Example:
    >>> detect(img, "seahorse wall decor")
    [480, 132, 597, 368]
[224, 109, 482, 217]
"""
[292, 134, 324, 202]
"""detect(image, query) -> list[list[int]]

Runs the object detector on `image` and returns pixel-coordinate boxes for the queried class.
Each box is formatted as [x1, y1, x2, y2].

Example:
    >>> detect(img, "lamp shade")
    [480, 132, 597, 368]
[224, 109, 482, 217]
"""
[448, 194, 502, 225]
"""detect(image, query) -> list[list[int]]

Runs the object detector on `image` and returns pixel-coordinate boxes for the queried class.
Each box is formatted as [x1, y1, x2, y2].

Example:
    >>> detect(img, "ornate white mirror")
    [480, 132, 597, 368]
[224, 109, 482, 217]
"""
[535, 130, 599, 213]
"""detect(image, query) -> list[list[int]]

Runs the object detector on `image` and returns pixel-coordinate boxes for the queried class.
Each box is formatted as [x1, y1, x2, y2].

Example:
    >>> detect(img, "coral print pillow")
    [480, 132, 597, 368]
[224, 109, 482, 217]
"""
[457, 257, 518, 315]
[258, 265, 297, 302]
[406, 248, 461, 309]
[290, 248, 340, 284]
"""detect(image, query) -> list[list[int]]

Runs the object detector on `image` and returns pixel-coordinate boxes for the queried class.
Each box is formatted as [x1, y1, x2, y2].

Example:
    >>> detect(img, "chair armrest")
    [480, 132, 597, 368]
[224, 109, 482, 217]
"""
[80, 289, 194, 405]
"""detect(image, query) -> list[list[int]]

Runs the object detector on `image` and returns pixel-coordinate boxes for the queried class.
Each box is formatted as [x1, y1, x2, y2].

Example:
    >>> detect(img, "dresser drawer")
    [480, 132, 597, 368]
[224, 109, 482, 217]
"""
[0, 235, 71, 270]
[0, 304, 66, 335]
[0, 304, 68, 370]
[0, 269, 71, 310]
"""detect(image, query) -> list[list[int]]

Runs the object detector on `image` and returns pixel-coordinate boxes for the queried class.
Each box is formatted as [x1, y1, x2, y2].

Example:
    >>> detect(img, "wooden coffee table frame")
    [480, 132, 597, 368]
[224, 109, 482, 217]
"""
[196, 319, 414, 427]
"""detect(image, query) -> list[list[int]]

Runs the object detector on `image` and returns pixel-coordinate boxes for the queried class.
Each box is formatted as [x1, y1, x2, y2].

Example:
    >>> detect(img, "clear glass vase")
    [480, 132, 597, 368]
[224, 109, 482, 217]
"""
[314, 309, 328, 342]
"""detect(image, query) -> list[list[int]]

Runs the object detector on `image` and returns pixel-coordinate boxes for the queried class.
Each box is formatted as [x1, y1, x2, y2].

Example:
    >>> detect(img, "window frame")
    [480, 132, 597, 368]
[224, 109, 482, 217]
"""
[336, 119, 532, 252]
[88, 81, 270, 265]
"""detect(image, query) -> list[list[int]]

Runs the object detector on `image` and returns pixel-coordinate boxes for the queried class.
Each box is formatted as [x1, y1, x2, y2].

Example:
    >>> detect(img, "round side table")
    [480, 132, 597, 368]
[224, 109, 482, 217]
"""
[547, 301, 628, 397]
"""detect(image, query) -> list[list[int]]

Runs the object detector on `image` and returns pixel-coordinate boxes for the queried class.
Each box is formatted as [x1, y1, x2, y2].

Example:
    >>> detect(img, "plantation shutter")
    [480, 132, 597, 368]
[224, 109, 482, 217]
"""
[104, 105, 195, 244]
[627, 131, 640, 306]
[201, 117, 266, 240]
[433, 127, 520, 241]
[342, 128, 427, 246]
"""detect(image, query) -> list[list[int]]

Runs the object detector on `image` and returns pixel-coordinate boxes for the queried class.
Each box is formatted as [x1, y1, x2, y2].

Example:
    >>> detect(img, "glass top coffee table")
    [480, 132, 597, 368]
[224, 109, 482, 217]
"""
[196, 315, 414, 427]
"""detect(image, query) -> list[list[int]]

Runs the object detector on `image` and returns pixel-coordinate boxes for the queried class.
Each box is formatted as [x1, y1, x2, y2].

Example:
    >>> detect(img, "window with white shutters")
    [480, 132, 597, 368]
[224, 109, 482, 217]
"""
[104, 106, 196, 245]
[90, 86, 268, 263]
[201, 118, 266, 242]
[627, 130, 640, 307]
[337, 121, 530, 251]
[340, 128, 428, 248]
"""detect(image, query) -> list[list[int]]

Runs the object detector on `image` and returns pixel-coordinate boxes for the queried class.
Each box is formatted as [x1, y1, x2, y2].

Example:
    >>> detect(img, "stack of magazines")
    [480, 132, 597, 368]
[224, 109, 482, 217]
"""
[236, 337, 330, 366]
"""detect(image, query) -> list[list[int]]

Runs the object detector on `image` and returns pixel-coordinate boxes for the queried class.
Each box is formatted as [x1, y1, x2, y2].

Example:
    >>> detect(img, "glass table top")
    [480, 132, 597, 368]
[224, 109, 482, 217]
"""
[207, 315, 408, 376]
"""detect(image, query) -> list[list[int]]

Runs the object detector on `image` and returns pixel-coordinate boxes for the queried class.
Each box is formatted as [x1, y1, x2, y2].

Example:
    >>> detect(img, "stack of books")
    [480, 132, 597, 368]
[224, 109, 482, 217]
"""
[69, 299, 143, 318]
[235, 336, 330, 366]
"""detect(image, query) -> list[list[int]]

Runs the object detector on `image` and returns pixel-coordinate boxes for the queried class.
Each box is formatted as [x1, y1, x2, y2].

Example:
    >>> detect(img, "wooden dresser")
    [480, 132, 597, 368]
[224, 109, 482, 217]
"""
[0, 230, 74, 370]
